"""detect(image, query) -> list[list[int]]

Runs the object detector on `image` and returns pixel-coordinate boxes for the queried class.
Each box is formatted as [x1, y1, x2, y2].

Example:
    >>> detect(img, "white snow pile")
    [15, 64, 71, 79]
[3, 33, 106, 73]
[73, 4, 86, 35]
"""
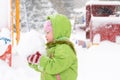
[16, 30, 46, 57]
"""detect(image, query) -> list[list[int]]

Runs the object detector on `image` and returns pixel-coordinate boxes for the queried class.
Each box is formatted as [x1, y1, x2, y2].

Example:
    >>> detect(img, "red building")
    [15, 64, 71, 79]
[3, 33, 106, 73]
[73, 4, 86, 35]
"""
[85, 1, 120, 44]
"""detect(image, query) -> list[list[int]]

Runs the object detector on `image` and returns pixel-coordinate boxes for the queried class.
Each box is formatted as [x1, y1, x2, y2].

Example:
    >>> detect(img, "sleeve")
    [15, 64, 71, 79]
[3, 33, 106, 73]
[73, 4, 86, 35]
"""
[40, 44, 75, 74]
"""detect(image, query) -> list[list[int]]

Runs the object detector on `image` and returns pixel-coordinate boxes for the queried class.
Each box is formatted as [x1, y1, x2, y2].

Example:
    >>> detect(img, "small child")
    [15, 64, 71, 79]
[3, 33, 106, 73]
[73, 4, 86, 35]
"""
[27, 14, 78, 80]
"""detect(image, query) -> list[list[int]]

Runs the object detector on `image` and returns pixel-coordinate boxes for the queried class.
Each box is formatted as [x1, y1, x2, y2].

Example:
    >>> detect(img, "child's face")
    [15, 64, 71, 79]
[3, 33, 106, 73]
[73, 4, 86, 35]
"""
[45, 31, 54, 43]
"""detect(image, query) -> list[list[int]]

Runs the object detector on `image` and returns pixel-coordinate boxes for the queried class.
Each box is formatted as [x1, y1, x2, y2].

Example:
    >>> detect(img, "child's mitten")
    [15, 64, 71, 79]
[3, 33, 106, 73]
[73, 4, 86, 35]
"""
[27, 51, 41, 65]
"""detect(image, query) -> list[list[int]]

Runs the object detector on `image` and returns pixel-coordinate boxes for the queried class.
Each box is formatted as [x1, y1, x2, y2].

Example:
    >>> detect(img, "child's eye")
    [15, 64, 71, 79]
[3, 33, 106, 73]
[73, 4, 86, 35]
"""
[46, 31, 49, 34]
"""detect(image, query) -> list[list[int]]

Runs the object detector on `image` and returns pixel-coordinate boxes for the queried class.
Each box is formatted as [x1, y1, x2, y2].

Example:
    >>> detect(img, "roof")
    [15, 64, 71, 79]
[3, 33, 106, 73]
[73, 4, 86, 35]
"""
[86, 1, 120, 6]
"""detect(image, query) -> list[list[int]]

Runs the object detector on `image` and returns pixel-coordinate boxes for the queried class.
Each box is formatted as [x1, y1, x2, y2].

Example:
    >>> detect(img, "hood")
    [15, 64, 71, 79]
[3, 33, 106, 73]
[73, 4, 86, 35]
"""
[47, 14, 71, 41]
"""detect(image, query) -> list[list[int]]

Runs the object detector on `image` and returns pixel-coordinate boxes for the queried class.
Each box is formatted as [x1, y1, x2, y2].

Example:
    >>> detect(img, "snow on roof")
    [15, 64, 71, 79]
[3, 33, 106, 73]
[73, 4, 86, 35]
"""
[91, 16, 120, 28]
[86, 1, 120, 6]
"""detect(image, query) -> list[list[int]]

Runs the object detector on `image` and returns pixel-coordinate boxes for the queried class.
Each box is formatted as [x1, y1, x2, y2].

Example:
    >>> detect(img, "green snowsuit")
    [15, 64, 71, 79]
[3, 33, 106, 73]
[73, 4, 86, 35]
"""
[29, 14, 78, 80]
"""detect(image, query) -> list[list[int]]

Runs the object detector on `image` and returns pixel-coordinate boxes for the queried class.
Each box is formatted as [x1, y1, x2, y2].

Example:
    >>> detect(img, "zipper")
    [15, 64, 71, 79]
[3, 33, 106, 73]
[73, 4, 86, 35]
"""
[56, 74, 60, 80]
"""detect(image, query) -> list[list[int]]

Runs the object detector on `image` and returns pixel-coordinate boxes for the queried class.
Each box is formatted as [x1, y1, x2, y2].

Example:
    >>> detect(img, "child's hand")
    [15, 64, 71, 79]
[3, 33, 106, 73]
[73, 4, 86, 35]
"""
[27, 51, 41, 65]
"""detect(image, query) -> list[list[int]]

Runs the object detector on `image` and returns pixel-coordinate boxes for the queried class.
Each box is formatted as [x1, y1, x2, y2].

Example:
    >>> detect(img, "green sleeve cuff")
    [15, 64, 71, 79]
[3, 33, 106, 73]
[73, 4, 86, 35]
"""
[40, 56, 49, 68]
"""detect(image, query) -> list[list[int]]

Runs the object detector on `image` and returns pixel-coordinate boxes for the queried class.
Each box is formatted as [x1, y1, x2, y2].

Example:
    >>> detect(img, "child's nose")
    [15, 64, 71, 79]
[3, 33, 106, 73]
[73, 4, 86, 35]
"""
[45, 35, 47, 39]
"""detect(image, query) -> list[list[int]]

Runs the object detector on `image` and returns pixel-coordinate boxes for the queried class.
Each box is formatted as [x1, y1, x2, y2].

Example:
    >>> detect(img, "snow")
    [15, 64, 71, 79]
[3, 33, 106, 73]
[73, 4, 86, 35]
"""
[116, 36, 120, 44]
[73, 7, 85, 13]
[91, 17, 120, 28]
[86, 1, 120, 5]
[0, 0, 10, 28]
[76, 41, 120, 80]
[16, 30, 46, 57]
[0, 29, 120, 80]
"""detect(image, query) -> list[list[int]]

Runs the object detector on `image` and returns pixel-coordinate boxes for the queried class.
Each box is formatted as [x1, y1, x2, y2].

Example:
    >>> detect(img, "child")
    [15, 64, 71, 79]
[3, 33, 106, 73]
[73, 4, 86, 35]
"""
[27, 14, 78, 80]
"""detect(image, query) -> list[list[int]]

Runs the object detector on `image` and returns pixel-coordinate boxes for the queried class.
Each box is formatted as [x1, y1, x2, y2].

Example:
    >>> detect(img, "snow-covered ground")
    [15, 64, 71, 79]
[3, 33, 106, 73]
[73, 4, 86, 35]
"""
[0, 29, 120, 80]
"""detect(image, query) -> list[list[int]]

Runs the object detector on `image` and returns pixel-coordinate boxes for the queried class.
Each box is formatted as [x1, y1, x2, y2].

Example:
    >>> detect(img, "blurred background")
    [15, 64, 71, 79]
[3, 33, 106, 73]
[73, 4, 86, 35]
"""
[12, 0, 120, 32]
